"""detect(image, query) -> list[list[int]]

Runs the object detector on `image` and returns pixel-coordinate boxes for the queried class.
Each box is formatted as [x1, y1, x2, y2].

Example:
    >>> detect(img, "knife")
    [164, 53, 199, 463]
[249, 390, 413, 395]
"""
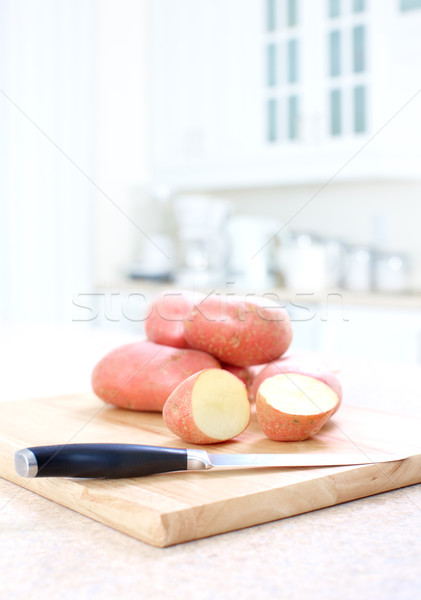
[14, 444, 407, 479]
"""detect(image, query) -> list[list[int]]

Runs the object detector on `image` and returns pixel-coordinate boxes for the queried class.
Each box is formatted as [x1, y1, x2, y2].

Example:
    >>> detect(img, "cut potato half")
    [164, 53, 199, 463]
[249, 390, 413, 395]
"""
[248, 354, 343, 411]
[192, 369, 250, 440]
[256, 373, 339, 441]
[163, 368, 251, 444]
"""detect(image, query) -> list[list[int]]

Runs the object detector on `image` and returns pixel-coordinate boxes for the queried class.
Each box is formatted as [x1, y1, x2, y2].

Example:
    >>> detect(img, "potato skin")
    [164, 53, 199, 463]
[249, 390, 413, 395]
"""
[91, 340, 220, 412]
[163, 371, 221, 444]
[145, 290, 200, 349]
[246, 364, 269, 399]
[249, 354, 342, 412]
[256, 386, 336, 441]
[184, 295, 292, 367]
[221, 363, 252, 387]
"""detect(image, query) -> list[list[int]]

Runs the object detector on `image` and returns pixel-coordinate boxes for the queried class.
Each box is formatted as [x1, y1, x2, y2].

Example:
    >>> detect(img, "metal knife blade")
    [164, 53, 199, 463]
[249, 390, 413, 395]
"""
[14, 444, 409, 479]
[204, 451, 407, 469]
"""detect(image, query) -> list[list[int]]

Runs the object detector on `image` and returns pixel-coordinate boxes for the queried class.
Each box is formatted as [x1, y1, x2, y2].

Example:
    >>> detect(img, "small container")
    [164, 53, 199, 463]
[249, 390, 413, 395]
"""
[173, 195, 231, 286]
[324, 240, 346, 289]
[128, 233, 175, 281]
[227, 215, 281, 289]
[343, 246, 373, 292]
[278, 232, 327, 291]
[373, 252, 409, 293]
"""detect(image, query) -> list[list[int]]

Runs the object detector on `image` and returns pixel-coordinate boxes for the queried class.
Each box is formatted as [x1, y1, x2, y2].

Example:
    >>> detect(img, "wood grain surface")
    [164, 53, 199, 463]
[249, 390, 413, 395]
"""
[0, 393, 420, 547]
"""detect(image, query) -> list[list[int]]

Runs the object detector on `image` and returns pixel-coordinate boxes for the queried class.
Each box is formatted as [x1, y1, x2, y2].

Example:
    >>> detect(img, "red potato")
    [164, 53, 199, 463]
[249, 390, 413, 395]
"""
[184, 294, 293, 367]
[91, 340, 220, 412]
[145, 290, 202, 349]
[249, 354, 342, 413]
[221, 363, 252, 387]
[222, 363, 268, 401]
[256, 373, 340, 441]
[246, 363, 269, 399]
[163, 368, 251, 444]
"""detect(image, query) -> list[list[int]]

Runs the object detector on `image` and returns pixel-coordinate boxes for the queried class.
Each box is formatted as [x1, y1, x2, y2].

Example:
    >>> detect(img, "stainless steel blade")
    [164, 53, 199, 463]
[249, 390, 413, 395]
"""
[205, 452, 408, 469]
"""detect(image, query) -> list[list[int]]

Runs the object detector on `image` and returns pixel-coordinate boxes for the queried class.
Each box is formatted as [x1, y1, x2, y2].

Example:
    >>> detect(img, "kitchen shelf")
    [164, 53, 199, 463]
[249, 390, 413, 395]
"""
[94, 279, 421, 310]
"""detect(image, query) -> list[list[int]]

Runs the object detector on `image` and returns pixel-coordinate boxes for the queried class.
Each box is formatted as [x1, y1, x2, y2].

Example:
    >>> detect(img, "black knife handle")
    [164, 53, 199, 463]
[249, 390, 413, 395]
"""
[15, 443, 188, 478]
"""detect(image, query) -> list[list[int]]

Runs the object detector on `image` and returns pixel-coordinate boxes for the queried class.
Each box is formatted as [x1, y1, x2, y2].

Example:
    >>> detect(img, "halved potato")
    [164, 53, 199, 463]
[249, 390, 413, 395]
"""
[256, 373, 339, 441]
[163, 368, 251, 444]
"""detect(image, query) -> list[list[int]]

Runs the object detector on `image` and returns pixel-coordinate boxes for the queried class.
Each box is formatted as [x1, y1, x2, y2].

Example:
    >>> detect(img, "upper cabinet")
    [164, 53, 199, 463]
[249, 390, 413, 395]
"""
[147, 0, 421, 189]
[148, 0, 262, 187]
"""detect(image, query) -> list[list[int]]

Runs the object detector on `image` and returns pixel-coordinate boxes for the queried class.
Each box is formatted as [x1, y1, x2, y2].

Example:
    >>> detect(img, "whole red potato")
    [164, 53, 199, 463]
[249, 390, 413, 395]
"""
[92, 340, 220, 412]
[184, 294, 292, 367]
[145, 289, 202, 349]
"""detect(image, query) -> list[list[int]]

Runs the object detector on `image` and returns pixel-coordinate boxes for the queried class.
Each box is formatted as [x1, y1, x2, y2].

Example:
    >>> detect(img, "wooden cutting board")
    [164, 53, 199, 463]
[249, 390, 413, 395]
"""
[1, 393, 420, 547]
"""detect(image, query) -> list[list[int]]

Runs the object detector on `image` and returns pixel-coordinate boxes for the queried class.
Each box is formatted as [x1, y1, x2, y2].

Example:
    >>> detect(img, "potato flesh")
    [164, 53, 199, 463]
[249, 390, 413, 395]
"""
[259, 374, 338, 415]
[192, 370, 250, 440]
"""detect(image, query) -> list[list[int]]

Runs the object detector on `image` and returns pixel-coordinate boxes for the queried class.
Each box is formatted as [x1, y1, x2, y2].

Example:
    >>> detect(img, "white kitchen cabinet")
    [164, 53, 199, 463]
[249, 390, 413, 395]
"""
[149, 0, 263, 184]
[148, 0, 421, 189]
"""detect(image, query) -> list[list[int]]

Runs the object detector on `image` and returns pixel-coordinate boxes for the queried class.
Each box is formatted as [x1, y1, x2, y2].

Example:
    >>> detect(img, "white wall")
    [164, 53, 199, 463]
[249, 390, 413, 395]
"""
[0, 0, 95, 323]
[93, 0, 151, 285]
[0, 0, 152, 323]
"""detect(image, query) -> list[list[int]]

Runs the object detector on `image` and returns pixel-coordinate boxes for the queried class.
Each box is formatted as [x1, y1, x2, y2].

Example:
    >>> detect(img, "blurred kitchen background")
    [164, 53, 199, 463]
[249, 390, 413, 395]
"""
[2, 0, 421, 394]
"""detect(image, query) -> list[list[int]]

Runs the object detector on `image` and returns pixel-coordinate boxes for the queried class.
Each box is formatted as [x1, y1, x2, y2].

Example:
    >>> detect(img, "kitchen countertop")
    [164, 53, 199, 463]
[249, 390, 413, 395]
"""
[1, 325, 421, 599]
